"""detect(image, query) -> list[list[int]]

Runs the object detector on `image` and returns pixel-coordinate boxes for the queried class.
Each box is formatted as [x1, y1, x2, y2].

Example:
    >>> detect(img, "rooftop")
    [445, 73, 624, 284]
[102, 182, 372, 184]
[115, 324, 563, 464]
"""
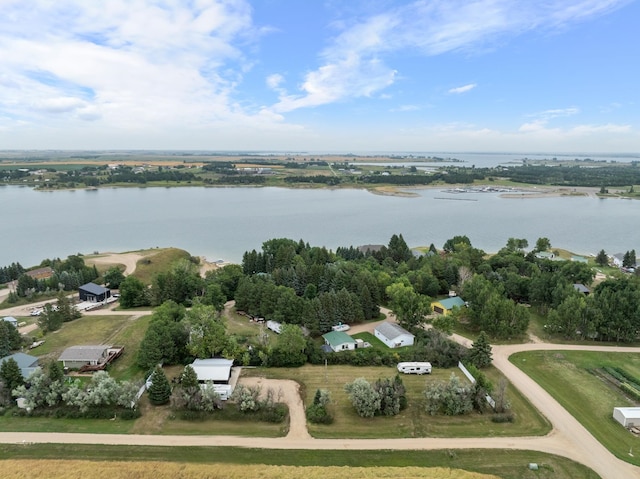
[191, 358, 234, 382]
[59, 345, 110, 362]
[375, 321, 413, 340]
[322, 330, 356, 348]
[434, 296, 466, 310]
[79, 282, 109, 295]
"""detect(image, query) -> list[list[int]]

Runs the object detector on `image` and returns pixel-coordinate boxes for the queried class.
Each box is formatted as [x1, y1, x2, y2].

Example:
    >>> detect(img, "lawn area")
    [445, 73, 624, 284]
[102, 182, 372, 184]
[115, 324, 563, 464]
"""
[0, 445, 600, 479]
[29, 314, 135, 362]
[243, 364, 550, 439]
[106, 315, 152, 382]
[131, 248, 192, 284]
[0, 412, 135, 434]
[511, 350, 640, 466]
[351, 331, 389, 350]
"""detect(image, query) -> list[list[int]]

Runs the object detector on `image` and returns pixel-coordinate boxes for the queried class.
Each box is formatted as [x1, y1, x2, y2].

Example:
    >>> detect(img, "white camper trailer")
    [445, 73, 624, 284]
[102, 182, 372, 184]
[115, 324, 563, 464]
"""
[397, 361, 432, 375]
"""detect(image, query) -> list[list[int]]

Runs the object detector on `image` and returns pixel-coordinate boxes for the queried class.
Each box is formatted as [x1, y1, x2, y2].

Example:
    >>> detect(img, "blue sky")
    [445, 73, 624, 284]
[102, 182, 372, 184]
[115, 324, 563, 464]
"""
[0, 0, 638, 153]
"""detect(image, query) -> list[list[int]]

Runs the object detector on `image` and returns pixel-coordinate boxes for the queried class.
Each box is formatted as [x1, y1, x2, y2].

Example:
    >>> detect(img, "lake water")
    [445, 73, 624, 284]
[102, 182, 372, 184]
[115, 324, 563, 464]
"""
[1, 185, 639, 267]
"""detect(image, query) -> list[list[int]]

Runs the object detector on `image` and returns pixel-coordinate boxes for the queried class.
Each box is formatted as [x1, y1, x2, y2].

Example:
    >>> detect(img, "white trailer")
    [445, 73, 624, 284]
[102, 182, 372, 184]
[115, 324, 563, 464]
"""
[397, 361, 432, 375]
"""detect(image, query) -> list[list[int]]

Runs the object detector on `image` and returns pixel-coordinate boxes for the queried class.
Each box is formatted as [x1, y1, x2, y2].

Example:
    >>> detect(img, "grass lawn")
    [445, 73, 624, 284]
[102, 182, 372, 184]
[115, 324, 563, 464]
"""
[351, 331, 389, 350]
[243, 364, 550, 439]
[511, 350, 640, 466]
[30, 314, 135, 363]
[106, 315, 152, 382]
[131, 248, 192, 284]
[0, 445, 600, 479]
[129, 394, 287, 437]
[0, 411, 135, 434]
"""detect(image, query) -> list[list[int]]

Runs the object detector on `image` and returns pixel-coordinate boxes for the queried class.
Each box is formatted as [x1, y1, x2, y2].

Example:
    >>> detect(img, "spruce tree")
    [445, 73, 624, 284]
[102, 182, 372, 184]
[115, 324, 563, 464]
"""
[147, 366, 171, 405]
[468, 331, 493, 368]
[0, 357, 24, 392]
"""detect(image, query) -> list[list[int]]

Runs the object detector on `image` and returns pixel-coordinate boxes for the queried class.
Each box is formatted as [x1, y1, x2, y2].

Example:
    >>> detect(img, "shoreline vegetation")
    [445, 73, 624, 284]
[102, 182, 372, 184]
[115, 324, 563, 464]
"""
[0, 151, 638, 200]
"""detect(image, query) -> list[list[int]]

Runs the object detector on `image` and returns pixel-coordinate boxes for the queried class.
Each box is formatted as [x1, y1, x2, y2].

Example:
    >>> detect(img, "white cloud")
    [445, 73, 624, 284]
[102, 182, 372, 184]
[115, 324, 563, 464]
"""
[266, 74, 285, 90]
[448, 83, 477, 94]
[269, 0, 628, 113]
[391, 104, 420, 112]
[0, 0, 272, 134]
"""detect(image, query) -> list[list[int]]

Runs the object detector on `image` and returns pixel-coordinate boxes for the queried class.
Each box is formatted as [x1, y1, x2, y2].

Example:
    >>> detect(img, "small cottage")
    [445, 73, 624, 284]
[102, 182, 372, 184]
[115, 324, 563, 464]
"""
[322, 331, 357, 352]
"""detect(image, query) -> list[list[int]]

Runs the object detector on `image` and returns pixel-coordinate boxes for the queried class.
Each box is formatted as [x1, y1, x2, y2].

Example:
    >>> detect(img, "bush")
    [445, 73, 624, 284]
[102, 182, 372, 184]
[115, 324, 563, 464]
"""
[306, 403, 333, 424]
[260, 403, 287, 423]
[491, 412, 515, 423]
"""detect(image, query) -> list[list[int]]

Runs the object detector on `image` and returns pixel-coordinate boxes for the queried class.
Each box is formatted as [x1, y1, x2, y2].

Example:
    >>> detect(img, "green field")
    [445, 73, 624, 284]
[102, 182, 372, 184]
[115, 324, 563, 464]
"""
[130, 248, 192, 284]
[511, 350, 640, 466]
[29, 314, 134, 361]
[0, 444, 600, 479]
[243, 364, 550, 439]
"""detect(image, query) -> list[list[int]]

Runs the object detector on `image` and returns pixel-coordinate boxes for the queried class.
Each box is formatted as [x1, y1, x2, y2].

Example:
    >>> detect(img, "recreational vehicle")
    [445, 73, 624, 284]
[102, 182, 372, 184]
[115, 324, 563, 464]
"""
[397, 361, 432, 375]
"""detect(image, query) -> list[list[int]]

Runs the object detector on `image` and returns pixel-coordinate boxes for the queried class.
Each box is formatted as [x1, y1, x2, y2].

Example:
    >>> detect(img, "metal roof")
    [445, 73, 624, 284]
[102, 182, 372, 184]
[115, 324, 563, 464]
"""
[322, 330, 356, 348]
[434, 296, 466, 310]
[191, 358, 233, 382]
[375, 322, 413, 341]
[79, 282, 109, 295]
[0, 353, 39, 378]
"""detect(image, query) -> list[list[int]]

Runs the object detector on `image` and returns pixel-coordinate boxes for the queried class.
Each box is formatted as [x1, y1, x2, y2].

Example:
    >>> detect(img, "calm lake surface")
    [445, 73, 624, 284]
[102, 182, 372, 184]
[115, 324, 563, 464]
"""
[2, 185, 639, 267]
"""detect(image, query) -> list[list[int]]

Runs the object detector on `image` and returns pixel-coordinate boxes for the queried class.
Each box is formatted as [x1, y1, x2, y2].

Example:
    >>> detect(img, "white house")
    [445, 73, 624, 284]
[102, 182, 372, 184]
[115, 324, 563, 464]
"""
[613, 407, 640, 428]
[374, 322, 415, 348]
[322, 331, 356, 352]
[190, 358, 235, 400]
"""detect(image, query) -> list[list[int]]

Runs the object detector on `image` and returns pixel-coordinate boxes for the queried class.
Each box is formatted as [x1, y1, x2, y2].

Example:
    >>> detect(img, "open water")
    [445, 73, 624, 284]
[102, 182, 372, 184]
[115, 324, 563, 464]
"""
[1, 185, 638, 267]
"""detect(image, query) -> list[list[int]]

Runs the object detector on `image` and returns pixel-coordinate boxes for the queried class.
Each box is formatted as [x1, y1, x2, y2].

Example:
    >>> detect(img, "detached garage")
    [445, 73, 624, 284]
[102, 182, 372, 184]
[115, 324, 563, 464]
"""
[613, 407, 640, 428]
[374, 322, 415, 348]
[79, 282, 111, 303]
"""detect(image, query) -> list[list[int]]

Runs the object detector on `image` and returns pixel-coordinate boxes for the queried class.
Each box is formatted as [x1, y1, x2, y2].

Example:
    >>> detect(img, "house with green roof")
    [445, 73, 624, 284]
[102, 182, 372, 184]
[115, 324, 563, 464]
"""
[431, 296, 466, 316]
[322, 330, 356, 352]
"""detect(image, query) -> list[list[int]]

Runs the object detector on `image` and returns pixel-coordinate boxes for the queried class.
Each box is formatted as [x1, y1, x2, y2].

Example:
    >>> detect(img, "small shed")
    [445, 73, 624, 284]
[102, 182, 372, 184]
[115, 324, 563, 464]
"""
[613, 407, 640, 428]
[322, 331, 356, 352]
[374, 322, 415, 348]
[431, 296, 466, 316]
[0, 352, 40, 379]
[573, 283, 590, 295]
[2, 316, 18, 328]
[79, 282, 111, 303]
[190, 358, 234, 400]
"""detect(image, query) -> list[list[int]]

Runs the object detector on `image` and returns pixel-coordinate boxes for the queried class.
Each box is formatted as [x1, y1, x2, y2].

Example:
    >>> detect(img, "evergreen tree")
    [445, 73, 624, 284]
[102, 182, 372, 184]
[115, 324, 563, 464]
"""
[0, 357, 24, 393]
[147, 366, 171, 405]
[468, 331, 493, 368]
[595, 249, 608, 267]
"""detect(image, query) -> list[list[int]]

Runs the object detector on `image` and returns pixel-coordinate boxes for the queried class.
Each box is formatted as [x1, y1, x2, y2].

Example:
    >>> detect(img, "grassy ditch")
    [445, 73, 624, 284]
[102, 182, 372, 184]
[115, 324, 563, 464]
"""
[511, 350, 640, 466]
[0, 445, 600, 479]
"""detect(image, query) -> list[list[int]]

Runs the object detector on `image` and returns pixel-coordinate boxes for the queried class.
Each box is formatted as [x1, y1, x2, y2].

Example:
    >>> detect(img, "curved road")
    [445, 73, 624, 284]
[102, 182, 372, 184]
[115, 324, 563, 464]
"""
[2, 280, 640, 477]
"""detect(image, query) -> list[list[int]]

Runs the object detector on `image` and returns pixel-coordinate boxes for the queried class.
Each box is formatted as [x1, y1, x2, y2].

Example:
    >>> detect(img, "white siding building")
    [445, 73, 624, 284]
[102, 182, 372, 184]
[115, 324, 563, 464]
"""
[374, 322, 415, 348]
[613, 407, 640, 428]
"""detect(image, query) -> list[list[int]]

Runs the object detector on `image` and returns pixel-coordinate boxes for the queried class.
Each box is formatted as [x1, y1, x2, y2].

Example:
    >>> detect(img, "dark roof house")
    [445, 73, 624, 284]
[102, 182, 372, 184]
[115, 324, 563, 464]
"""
[58, 345, 123, 370]
[78, 282, 111, 303]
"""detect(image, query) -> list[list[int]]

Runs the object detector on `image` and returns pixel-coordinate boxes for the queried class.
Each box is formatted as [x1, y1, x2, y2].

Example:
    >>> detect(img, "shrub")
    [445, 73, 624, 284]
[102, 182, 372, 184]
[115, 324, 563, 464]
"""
[491, 412, 515, 423]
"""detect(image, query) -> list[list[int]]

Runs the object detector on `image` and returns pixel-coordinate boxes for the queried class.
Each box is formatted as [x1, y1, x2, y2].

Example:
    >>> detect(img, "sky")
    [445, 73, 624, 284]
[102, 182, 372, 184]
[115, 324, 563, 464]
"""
[0, 0, 638, 153]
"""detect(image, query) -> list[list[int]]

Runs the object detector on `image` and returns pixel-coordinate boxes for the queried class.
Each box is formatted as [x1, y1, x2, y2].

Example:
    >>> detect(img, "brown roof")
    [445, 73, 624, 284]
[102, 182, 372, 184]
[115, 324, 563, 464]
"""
[26, 267, 54, 280]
